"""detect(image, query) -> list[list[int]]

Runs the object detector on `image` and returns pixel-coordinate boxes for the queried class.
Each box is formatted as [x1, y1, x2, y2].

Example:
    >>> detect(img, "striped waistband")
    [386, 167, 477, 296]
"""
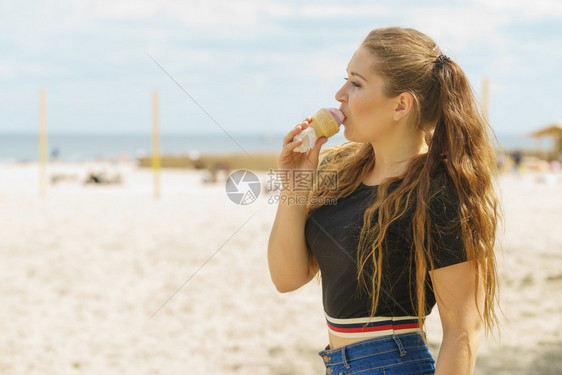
[325, 313, 422, 339]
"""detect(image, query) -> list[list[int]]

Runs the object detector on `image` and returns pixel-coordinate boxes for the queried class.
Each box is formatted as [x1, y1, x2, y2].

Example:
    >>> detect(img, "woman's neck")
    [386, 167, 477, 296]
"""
[364, 130, 428, 185]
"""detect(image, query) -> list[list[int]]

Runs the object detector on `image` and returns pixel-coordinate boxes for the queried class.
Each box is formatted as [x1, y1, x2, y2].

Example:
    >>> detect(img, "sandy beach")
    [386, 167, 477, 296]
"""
[0, 161, 561, 374]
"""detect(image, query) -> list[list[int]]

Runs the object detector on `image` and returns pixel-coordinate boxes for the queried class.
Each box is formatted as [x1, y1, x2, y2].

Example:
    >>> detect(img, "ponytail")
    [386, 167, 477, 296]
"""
[429, 53, 501, 335]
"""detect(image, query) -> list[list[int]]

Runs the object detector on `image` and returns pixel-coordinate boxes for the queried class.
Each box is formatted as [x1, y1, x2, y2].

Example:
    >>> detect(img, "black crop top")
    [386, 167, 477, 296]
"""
[305, 166, 466, 319]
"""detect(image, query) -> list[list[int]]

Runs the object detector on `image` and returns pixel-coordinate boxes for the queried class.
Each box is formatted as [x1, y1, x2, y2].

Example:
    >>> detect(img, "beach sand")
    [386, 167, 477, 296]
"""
[0, 161, 560, 374]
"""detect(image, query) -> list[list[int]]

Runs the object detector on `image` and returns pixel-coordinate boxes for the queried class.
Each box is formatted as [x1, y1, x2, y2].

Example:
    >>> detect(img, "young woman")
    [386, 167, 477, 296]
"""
[268, 27, 500, 375]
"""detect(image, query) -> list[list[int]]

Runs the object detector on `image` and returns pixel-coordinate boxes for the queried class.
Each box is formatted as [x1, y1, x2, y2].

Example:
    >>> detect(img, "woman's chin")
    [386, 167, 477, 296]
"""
[342, 126, 354, 142]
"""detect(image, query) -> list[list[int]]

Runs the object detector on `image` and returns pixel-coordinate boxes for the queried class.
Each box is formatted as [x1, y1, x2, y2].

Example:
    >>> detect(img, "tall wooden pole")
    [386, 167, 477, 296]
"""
[39, 89, 48, 198]
[482, 77, 490, 124]
[152, 90, 161, 199]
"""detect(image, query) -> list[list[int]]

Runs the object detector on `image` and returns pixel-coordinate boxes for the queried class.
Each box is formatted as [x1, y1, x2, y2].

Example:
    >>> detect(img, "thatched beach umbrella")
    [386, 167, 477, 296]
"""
[528, 121, 562, 160]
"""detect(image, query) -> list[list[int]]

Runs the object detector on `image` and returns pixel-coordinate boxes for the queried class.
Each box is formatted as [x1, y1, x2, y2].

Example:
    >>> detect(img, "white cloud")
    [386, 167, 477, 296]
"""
[472, 0, 562, 18]
[290, 5, 391, 18]
[58, 1, 391, 35]
[406, 6, 510, 51]
[0, 0, 560, 134]
[0, 63, 15, 79]
[70, 0, 267, 32]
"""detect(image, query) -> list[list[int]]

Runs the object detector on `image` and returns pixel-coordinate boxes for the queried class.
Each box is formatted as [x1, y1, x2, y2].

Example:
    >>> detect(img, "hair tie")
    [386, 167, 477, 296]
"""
[434, 54, 451, 71]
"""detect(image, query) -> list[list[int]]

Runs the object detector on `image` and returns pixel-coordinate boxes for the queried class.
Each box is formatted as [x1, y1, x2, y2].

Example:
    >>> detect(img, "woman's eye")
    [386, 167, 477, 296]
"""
[344, 77, 361, 88]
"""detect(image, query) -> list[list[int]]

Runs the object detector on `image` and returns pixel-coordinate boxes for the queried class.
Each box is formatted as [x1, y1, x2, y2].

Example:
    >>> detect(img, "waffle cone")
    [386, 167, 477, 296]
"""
[310, 108, 341, 138]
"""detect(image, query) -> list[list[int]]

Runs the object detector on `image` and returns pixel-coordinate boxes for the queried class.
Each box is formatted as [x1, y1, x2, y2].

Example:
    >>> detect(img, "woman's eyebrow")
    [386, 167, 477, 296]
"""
[346, 68, 368, 82]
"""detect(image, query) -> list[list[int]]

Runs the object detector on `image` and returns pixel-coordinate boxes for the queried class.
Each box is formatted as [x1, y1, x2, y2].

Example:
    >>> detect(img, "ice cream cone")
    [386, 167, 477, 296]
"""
[293, 108, 344, 153]
[310, 108, 341, 138]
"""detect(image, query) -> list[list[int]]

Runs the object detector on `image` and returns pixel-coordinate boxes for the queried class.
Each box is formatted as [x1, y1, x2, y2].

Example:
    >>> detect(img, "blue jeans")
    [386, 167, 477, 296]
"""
[318, 332, 435, 375]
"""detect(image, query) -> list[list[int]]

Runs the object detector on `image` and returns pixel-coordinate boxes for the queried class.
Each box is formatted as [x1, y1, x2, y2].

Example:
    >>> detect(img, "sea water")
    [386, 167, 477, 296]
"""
[0, 132, 547, 163]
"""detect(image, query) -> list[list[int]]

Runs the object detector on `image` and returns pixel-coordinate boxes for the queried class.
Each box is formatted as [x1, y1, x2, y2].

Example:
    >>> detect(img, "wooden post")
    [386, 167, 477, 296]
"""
[482, 77, 490, 124]
[152, 91, 161, 199]
[39, 89, 48, 198]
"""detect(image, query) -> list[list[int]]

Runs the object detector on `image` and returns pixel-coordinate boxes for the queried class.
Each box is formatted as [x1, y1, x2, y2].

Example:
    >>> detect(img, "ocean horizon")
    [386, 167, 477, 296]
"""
[0, 131, 551, 163]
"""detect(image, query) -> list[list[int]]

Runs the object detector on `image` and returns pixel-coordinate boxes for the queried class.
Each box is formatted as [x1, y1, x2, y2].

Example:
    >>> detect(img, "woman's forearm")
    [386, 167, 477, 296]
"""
[267, 189, 314, 293]
[435, 330, 480, 375]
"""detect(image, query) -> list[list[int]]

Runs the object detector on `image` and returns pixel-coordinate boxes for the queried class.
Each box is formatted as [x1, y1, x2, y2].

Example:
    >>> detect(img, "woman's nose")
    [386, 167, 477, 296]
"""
[335, 84, 347, 103]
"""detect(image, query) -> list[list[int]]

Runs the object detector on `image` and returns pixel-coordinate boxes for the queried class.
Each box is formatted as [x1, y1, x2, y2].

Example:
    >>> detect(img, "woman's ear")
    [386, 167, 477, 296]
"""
[393, 92, 414, 121]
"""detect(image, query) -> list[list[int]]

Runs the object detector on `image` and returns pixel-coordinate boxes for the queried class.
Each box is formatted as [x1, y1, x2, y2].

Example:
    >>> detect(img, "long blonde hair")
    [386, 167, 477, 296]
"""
[305, 27, 501, 335]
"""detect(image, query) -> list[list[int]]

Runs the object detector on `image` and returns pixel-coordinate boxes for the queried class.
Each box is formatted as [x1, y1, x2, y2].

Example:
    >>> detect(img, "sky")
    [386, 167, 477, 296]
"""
[0, 0, 561, 137]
